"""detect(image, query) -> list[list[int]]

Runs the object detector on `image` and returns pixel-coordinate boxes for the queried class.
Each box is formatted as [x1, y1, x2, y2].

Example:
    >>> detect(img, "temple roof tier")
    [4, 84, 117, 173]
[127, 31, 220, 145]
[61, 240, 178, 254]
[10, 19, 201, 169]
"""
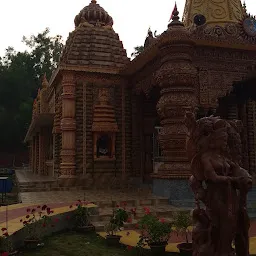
[58, 0, 129, 74]
[74, 0, 113, 28]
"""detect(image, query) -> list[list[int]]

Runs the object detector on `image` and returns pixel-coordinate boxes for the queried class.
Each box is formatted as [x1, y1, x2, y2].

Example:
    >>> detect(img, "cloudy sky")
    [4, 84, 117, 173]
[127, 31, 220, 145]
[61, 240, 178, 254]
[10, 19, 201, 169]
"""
[0, 0, 255, 58]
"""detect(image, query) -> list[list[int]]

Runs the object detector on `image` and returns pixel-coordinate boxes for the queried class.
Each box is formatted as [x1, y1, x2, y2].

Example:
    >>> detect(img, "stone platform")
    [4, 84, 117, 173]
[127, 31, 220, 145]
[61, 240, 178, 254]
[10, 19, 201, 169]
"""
[15, 169, 143, 192]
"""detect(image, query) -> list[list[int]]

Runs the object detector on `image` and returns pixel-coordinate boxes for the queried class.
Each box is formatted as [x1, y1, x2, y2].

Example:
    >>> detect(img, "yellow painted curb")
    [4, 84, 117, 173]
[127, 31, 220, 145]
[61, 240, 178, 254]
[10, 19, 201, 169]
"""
[0, 204, 33, 212]
[97, 230, 256, 254]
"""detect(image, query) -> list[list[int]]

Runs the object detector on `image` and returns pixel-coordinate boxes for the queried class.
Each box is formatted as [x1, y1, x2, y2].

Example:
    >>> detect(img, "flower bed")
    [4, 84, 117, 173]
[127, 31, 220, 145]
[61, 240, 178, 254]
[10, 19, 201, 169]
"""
[0, 201, 98, 254]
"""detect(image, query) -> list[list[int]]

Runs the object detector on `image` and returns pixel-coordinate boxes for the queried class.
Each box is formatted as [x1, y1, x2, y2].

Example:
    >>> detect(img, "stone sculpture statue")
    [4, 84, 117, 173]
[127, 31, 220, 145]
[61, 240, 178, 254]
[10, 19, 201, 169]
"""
[185, 112, 252, 256]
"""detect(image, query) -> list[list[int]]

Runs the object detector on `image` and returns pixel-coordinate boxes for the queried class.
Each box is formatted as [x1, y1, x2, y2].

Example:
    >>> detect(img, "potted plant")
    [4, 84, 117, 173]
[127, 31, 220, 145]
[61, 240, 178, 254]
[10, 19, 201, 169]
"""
[173, 211, 192, 256]
[105, 206, 129, 246]
[137, 207, 172, 255]
[22, 205, 52, 249]
[73, 200, 95, 233]
[0, 229, 18, 255]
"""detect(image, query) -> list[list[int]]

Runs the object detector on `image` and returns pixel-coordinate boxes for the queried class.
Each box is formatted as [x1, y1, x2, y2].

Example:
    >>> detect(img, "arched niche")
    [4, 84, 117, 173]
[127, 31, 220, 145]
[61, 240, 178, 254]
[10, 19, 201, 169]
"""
[93, 132, 116, 160]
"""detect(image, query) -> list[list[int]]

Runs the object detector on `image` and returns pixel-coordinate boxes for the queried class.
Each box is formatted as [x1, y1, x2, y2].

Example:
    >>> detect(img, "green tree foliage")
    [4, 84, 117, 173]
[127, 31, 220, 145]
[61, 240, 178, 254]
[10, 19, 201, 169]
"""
[131, 45, 144, 58]
[0, 28, 64, 152]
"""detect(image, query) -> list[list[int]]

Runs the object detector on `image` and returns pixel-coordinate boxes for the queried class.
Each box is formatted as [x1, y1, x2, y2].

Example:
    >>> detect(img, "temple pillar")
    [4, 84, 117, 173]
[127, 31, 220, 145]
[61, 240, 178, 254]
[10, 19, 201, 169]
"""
[153, 26, 197, 179]
[32, 137, 36, 172]
[35, 133, 39, 174]
[39, 128, 48, 175]
[227, 94, 238, 120]
[238, 103, 250, 170]
[28, 144, 32, 170]
[59, 72, 76, 181]
[151, 9, 197, 200]
[247, 100, 256, 175]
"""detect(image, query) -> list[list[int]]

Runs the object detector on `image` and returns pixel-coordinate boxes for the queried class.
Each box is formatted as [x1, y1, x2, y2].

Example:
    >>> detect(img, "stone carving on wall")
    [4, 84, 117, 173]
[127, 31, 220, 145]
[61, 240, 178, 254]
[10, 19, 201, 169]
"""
[189, 22, 256, 45]
[185, 111, 252, 256]
[197, 69, 247, 108]
[93, 86, 115, 106]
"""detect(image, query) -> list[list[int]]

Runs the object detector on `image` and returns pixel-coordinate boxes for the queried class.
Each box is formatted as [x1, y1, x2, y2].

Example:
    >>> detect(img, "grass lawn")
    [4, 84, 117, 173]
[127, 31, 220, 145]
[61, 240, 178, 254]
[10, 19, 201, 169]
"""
[18, 232, 136, 256]
[18, 231, 180, 256]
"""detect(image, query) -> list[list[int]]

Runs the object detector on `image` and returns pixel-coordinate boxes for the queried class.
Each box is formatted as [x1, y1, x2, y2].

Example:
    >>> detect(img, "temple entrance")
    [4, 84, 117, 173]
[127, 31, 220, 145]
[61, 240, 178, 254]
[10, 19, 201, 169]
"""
[216, 74, 256, 175]
[138, 87, 161, 183]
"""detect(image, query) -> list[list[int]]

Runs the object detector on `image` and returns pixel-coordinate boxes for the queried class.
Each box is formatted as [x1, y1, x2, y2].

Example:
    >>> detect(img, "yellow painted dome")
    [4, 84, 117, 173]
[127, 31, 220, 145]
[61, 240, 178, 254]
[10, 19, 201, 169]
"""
[183, 0, 244, 27]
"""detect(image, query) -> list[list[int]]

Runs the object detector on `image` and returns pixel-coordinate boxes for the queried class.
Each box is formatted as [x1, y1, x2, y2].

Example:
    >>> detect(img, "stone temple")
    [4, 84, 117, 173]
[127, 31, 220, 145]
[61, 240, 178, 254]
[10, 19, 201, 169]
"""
[24, 0, 256, 202]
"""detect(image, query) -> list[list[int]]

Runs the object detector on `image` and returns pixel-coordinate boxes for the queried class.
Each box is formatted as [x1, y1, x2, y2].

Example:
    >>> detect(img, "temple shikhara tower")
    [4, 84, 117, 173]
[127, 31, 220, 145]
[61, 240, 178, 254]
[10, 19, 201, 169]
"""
[25, 0, 256, 200]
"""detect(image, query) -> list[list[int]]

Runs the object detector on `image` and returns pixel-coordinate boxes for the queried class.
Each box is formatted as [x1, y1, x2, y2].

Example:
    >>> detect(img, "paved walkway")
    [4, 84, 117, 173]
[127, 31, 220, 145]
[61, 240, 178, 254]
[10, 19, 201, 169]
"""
[19, 190, 163, 204]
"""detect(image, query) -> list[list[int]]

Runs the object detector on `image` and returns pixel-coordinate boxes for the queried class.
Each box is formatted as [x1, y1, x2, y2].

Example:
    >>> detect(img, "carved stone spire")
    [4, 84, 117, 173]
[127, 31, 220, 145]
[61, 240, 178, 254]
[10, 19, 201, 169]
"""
[42, 74, 49, 88]
[183, 0, 244, 27]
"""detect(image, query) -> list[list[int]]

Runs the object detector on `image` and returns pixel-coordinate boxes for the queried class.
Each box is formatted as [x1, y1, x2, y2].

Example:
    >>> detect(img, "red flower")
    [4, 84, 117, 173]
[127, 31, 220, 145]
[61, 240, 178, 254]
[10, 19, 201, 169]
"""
[116, 205, 120, 208]
[69, 205, 73, 209]
[42, 223, 46, 227]
[160, 218, 165, 223]
[23, 221, 27, 225]
[77, 200, 81, 202]
[131, 208, 137, 216]
[1, 228, 7, 231]
[54, 218, 59, 223]
[50, 210, 54, 214]
[42, 205, 47, 210]
[143, 207, 150, 215]
[3, 232, 8, 236]
[126, 232, 130, 236]
[46, 208, 51, 214]
[26, 215, 30, 219]
[135, 224, 139, 228]
[66, 216, 70, 220]
[26, 208, 30, 212]
[127, 245, 132, 250]
[37, 205, 41, 208]
[31, 209, 36, 213]
[127, 218, 132, 223]
[1, 252, 9, 256]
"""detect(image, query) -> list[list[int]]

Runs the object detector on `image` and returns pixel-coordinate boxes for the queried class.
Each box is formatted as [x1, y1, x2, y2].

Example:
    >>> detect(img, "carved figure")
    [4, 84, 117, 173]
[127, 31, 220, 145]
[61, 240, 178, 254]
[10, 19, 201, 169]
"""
[185, 112, 252, 256]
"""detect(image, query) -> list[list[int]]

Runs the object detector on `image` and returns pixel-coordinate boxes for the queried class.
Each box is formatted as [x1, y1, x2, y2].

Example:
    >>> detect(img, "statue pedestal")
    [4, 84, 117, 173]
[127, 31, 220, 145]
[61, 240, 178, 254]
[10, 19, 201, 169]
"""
[151, 163, 193, 202]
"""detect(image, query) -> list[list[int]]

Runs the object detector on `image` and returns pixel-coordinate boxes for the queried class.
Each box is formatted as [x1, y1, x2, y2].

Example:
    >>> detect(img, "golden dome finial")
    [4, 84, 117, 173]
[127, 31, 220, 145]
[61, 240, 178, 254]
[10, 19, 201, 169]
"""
[183, 0, 244, 27]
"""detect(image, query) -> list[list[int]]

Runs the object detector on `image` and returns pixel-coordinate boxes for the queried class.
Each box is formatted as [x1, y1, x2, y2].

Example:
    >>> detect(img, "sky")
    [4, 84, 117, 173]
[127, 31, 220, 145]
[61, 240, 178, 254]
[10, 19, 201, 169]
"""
[0, 0, 255, 58]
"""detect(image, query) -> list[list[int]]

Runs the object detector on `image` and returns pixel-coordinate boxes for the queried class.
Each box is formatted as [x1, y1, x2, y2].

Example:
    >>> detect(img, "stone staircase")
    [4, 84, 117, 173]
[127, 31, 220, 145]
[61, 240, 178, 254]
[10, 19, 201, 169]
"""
[17, 180, 60, 192]
[89, 198, 191, 232]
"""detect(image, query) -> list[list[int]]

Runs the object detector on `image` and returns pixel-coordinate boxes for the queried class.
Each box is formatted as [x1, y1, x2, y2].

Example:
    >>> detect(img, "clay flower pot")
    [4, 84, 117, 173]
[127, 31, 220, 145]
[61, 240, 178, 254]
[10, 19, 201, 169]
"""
[177, 243, 193, 256]
[105, 235, 122, 246]
[75, 225, 95, 233]
[149, 241, 167, 255]
[24, 239, 40, 249]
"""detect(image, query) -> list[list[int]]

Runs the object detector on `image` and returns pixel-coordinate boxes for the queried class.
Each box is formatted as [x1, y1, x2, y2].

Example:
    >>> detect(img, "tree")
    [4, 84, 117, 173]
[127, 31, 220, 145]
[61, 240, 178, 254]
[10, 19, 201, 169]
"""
[131, 45, 144, 58]
[0, 28, 64, 153]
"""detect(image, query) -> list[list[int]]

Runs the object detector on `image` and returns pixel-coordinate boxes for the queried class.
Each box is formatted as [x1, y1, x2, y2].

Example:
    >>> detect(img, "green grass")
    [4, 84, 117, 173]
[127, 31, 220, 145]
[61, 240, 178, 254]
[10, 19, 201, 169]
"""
[18, 232, 136, 256]
[17, 231, 181, 256]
